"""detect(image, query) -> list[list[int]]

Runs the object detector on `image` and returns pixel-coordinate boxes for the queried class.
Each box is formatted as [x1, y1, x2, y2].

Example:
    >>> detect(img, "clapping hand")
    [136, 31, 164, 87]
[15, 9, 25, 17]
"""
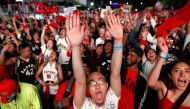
[66, 12, 85, 46]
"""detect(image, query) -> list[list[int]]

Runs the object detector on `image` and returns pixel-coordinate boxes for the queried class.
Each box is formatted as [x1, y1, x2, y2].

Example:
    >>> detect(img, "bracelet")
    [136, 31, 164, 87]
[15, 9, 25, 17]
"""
[113, 45, 123, 50]
[159, 52, 168, 59]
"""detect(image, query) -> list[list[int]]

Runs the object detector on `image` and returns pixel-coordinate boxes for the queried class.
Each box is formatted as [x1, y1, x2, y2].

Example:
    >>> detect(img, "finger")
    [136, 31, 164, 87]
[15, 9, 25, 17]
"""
[76, 14, 80, 28]
[66, 17, 70, 32]
[112, 14, 118, 25]
[116, 15, 121, 26]
[69, 14, 73, 29]
[110, 14, 116, 25]
[73, 13, 77, 28]
[106, 24, 111, 33]
[107, 15, 113, 27]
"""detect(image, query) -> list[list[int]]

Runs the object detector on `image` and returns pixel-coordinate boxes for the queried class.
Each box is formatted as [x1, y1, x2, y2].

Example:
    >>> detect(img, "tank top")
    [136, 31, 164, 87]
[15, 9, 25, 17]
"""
[16, 56, 37, 84]
[42, 62, 59, 95]
[159, 90, 190, 109]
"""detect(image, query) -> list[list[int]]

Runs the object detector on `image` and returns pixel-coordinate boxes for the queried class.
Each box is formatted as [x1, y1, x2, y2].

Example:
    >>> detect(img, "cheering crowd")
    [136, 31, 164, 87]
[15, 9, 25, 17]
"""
[0, 1, 190, 109]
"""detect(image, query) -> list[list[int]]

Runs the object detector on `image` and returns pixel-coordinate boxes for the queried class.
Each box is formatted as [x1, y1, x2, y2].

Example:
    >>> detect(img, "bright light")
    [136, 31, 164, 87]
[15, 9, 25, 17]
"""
[140, 2, 143, 5]
[98, 7, 101, 10]
[126, 2, 129, 5]
[135, 9, 138, 11]
[87, 8, 90, 10]
[110, 1, 112, 5]
[90, 2, 94, 6]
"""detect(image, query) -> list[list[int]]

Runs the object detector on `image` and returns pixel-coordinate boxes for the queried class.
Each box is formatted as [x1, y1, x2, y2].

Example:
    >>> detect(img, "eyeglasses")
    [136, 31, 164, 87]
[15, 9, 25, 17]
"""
[7, 92, 16, 102]
[88, 79, 106, 87]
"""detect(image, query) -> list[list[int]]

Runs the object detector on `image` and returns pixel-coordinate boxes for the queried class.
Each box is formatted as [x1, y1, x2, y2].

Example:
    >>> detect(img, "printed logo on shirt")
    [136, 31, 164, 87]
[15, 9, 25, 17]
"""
[20, 64, 35, 76]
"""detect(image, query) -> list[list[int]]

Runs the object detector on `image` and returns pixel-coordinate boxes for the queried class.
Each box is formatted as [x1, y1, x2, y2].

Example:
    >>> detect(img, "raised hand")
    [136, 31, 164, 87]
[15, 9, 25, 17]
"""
[157, 37, 168, 53]
[106, 14, 123, 40]
[66, 13, 85, 46]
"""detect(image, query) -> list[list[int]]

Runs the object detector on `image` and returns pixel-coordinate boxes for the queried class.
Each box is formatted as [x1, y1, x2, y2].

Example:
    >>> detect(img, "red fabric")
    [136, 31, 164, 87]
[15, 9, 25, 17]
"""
[118, 67, 139, 109]
[159, 96, 190, 109]
[139, 40, 148, 46]
[46, 22, 60, 32]
[55, 80, 75, 109]
[0, 79, 17, 104]
[73, 10, 79, 15]
[43, 85, 50, 100]
[156, 0, 190, 39]
[0, 65, 13, 81]
[57, 16, 66, 23]
[56, 80, 90, 109]
[22, 24, 29, 29]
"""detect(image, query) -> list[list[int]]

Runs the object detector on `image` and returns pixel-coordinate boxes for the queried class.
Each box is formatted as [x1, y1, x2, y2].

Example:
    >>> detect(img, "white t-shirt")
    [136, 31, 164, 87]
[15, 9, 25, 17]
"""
[55, 34, 71, 64]
[142, 58, 156, 79]
[42, 62, 59, 95]
[73, 88, 120, 109]
[41, 44, 52, 62]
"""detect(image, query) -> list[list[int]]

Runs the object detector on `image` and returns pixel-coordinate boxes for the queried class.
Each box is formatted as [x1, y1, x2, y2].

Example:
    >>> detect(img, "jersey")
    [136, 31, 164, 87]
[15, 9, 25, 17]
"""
[55, 35, 71, 65]
[42, 62, 59, 95]
[16, 55, 38, 84]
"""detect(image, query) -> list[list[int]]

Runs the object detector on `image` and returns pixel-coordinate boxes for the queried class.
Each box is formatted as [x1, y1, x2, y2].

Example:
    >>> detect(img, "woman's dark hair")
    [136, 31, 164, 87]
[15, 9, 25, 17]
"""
[144, 47, 158, 58]
[160, 59, 190, 89]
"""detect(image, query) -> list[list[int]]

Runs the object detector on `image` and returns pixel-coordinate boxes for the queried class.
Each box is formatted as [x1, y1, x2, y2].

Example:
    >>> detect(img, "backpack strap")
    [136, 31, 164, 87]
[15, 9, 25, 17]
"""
[172, 84, 190, 109]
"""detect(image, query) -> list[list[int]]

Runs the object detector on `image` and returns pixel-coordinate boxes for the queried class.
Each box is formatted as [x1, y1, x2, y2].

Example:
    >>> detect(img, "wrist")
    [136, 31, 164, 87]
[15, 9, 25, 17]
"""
[114, 38, 122, 44]
[1, 50, 6, 55]
[159, 52, 168, 59]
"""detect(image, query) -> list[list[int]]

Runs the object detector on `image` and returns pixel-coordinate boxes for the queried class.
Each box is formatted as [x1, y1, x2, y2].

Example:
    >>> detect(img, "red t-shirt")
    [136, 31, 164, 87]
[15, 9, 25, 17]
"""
[118, 67, 139, 109]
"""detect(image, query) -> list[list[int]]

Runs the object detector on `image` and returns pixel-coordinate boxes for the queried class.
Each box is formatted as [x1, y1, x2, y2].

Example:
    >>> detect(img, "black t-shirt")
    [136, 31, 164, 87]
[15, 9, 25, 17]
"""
[98, 54, 112, 83]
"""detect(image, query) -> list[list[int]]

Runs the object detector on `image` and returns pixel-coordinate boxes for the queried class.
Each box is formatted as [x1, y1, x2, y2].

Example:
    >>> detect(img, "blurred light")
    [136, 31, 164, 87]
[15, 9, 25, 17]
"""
[87, 8, 90, 10]
[140, 2, 143, 5]
[135, 9, 138, 11]
[98, 7, 101, 10]
[110, 1, 112, 5]
[90, 2, 94, 6]
[126, 2, 129, 5]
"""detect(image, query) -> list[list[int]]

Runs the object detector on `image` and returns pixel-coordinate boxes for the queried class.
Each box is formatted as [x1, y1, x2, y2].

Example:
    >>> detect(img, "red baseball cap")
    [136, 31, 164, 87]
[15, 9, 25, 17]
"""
[0, 79, 17, 104]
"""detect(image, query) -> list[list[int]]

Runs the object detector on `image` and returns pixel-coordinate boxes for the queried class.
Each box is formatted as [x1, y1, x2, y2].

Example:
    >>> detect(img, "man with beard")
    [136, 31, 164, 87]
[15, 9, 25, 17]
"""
[118, 46, 147, 109]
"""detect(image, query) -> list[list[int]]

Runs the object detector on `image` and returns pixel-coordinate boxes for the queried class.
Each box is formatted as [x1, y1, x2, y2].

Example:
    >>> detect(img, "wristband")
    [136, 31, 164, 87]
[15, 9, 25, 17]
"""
[113, 45, 123, 50]
[57, 101, 63, 108]
[159, 52, 168, 59]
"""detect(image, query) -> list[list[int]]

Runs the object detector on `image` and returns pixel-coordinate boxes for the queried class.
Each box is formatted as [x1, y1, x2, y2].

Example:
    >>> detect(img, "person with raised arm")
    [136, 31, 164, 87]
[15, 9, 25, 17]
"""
[66, 12, 123, 109]
[148, 37, 190, 109]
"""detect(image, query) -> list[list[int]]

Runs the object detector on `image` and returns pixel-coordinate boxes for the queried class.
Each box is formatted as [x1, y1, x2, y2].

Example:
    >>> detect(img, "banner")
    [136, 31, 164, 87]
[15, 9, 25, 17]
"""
[35, 3, 58, 13]
[122, 5, 132, 13]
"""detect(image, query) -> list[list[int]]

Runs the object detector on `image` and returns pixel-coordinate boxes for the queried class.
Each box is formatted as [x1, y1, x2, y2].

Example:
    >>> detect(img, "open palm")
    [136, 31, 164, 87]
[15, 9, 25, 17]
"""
[106, 14, 123, 40]
[66, 14, 85, 46]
